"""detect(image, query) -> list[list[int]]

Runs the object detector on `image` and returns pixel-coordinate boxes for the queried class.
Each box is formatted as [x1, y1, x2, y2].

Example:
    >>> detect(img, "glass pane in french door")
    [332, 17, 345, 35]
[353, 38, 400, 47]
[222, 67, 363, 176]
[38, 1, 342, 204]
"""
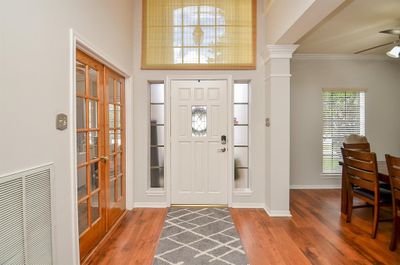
[78, 200, 89, 234]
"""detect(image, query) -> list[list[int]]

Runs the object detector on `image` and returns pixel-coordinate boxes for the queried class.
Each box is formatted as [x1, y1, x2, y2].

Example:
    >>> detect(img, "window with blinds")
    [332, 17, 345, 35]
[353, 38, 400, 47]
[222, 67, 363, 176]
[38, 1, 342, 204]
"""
[142, 0, 256, 70]
[322, 90, 366, 174]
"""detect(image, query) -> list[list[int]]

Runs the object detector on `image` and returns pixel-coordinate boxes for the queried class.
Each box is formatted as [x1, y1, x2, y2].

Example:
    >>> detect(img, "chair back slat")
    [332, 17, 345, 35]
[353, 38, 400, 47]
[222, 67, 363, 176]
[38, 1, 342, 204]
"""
[342, 148, 378, 192]
[343, 142, 371, 152]
[344, 148, 374, 161]
[390, 166, 400, 178]
[349, 177, 375, 191]
[345, 157, 375, 172]
[392, 178, 400, 191]
[394, 190, 400, 201]
[386, 154, 400, 201]
[346, 167, 377, 182]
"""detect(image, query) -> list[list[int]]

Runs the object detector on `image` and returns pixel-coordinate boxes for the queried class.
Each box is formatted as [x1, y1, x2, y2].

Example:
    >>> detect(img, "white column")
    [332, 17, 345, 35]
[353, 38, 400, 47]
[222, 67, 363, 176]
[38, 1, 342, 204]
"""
[264, 45, 298, 217]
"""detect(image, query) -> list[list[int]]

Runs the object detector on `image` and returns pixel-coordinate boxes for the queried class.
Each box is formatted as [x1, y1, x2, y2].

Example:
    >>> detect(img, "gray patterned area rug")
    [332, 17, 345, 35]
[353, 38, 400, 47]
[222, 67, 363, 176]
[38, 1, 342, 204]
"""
[153, 208, 249, 265]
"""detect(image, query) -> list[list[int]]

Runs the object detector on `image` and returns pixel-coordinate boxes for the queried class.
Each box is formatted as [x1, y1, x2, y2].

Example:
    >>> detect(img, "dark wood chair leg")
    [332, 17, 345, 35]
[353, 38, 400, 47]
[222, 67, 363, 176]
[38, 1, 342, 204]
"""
[346, 190, 353, 223]
[371, 204, 380, 239]
[390, 216, 398, 251]
[341, 166, 348, 215]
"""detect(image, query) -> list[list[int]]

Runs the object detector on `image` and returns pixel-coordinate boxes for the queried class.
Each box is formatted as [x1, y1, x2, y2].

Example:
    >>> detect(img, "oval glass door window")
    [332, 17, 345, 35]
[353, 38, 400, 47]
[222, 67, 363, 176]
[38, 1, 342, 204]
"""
[192, 106, 207, 136]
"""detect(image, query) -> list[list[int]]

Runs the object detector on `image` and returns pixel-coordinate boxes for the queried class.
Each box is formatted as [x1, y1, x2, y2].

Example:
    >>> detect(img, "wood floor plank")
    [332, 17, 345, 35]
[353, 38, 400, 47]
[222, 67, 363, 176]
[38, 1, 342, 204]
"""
[86, 190, 400, 265]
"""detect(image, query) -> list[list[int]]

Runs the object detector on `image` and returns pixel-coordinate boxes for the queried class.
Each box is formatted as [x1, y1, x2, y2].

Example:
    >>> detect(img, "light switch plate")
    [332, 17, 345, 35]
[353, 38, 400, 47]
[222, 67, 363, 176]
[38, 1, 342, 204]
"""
[56, 113, 68, 130]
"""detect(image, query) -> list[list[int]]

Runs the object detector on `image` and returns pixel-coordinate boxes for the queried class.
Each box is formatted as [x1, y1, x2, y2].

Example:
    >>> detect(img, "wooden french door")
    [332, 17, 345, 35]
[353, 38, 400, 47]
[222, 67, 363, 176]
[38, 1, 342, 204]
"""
[76, 50, 126, 261]
[104, 67, 126, 228]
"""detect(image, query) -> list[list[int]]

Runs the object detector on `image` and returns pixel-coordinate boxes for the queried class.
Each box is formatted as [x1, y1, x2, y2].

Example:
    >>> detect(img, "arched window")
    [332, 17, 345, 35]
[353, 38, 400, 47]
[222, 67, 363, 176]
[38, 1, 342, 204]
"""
[142, 0, 256, 70]
[172, 5, 226, 64]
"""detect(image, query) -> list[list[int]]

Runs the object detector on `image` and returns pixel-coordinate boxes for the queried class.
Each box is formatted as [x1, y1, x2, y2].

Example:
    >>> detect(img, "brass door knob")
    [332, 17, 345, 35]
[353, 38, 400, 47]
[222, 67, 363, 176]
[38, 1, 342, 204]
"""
[100, 156, 109, 162]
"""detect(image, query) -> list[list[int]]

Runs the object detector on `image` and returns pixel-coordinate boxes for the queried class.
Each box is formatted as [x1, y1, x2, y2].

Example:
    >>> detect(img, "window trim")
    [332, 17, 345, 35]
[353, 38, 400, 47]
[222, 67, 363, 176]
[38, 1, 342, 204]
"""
[141, 0, 257, 70]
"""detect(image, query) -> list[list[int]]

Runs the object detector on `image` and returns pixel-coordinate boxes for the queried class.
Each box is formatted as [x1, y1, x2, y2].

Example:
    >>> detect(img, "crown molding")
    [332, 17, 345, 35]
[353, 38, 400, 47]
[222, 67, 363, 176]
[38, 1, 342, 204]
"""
[292, 53, 397, 62]
[263, 44, 299, 63]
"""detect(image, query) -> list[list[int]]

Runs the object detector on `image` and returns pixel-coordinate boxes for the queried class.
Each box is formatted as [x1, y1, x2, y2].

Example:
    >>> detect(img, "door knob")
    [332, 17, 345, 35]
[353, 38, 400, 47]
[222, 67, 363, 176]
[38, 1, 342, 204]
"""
[100, 156, 109, 162]
[218, 147, 226, 152]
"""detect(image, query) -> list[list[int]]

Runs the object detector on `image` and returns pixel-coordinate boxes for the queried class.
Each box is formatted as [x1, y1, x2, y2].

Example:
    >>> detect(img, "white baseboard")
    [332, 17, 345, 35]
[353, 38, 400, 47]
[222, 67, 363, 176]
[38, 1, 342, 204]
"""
[290, 184, 341, 189]
[134, 202, 169, 208]
[230, 203, 265, 208]
[264, 206, 292, 217]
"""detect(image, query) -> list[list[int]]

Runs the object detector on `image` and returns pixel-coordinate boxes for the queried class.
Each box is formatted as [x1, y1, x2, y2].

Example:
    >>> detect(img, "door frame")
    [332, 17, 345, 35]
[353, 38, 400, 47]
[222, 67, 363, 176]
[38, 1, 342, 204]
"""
[69, 29, 133, 264]
[165, 75, 234, 207]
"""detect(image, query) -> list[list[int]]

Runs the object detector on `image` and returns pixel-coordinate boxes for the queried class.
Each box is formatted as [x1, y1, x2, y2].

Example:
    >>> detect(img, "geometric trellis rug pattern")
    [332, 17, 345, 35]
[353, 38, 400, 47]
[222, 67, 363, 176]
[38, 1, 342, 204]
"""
[153, 208, 249, 265]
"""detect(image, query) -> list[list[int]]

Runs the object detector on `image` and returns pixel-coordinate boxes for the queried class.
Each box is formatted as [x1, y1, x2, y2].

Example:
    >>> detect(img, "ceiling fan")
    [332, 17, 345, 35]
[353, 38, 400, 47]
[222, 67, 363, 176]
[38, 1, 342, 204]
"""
[354, 29, 400, 58]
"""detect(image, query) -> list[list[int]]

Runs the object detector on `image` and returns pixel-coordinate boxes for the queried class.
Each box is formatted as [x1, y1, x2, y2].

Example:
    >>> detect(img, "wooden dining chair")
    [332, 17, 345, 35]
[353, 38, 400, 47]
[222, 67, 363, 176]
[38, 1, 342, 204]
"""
[342, 148, 392, 238]
[343, 142, 390, 191]
[340, 140, 371, 215]
[385, 154, 400, 251]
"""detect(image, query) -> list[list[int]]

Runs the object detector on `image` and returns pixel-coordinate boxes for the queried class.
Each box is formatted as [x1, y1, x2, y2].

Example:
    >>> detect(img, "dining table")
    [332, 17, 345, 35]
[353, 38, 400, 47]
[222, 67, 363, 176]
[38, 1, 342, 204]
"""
[339, 161, 390, 216]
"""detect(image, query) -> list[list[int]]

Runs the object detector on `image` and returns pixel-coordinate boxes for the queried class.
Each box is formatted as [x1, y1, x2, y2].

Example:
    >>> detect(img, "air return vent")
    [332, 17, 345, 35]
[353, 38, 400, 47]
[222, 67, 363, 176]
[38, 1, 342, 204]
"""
[0, 164, 54, 265]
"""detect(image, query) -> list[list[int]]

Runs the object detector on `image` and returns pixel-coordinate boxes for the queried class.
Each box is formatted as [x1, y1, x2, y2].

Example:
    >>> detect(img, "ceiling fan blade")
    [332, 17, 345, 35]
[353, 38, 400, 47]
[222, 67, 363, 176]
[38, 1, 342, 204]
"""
[354, 42, 394, 54]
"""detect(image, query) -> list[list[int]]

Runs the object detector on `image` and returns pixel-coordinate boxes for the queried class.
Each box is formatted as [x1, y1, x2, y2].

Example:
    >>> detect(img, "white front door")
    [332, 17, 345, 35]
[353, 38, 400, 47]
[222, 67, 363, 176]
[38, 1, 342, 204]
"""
[171, 80, 229, 204]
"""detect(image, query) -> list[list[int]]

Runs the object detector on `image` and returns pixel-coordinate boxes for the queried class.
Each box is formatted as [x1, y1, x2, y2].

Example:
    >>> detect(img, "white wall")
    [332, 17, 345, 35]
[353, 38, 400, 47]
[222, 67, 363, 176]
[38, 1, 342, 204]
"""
[132, 0, 266, 207]
[0, 0, 134, 263]
[265, 0, 345, 44]
[290, 56, 400, 188]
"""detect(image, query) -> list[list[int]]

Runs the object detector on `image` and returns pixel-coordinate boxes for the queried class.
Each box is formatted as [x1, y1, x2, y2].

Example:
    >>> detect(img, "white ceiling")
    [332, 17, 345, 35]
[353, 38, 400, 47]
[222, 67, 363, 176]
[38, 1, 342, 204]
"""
[296, 0, 400, 55]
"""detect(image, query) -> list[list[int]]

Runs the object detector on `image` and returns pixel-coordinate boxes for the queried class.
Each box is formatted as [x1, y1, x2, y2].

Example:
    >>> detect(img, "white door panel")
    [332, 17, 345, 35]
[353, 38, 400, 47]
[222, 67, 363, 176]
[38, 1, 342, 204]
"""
[171, 80, 228, 204]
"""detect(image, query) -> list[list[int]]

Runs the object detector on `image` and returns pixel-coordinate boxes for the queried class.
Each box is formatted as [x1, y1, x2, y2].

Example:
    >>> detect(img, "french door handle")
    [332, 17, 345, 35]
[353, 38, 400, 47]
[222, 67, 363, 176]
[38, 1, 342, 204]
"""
[218, 147, 227, 152]
[100, 156, 109, 162]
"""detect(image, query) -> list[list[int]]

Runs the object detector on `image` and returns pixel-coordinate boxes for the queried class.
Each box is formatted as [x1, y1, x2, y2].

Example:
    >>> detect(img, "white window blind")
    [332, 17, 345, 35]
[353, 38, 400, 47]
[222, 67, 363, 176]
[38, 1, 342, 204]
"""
[322, 90, 366, 174]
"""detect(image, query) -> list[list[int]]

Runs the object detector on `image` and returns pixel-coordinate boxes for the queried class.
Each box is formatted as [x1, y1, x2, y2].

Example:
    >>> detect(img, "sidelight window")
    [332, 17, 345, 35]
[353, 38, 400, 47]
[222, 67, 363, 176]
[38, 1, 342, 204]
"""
[233, 82, 250, 189]
[150, 83, 165, 188]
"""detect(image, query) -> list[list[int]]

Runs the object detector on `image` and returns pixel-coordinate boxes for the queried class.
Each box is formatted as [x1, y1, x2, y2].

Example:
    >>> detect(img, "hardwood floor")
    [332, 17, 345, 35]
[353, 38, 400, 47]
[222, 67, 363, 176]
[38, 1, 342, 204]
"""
[86, 190, 399, 265]
[233, 190, 399, 265]
[86, 208, 168, 265]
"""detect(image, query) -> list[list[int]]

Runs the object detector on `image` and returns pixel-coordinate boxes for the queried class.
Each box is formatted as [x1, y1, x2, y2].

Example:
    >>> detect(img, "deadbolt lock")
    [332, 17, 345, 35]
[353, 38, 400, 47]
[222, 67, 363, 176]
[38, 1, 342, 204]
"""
[221, 135, 227, 145]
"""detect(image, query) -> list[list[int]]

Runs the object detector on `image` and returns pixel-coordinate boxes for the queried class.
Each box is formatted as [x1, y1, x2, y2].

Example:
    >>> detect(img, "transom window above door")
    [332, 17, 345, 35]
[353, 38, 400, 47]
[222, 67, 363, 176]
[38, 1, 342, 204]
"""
[142, 0, 256, 70]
